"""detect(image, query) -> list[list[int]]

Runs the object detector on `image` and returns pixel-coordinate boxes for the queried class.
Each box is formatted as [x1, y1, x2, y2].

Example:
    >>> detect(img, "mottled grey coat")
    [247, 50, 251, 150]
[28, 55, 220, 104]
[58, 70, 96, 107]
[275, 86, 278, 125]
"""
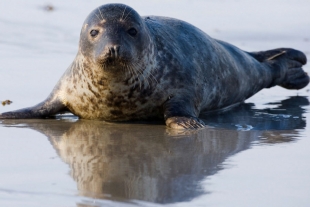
[0, 4, 308, 129]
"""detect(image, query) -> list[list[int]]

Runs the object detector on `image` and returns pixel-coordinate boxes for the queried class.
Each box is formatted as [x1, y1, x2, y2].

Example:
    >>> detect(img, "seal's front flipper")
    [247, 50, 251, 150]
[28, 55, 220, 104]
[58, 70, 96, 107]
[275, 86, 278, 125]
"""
[0, 96, 67, 119]
[165, 116, 205, 129]
[163, 96, 206, 129]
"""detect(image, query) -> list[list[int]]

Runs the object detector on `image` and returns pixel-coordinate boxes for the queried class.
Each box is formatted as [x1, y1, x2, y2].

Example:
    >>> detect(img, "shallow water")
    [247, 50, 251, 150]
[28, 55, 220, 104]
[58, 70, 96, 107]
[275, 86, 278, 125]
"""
[1, 0, 310, 206]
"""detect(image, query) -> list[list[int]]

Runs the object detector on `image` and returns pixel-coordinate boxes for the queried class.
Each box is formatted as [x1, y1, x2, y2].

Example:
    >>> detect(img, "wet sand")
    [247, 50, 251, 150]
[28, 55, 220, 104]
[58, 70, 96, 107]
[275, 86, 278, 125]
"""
[0, 0, 310, 206]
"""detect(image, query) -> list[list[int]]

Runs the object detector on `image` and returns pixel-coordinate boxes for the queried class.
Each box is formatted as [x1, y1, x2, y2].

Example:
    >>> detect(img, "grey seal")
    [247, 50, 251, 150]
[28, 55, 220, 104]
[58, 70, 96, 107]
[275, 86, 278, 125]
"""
[0, 3, 309, 129]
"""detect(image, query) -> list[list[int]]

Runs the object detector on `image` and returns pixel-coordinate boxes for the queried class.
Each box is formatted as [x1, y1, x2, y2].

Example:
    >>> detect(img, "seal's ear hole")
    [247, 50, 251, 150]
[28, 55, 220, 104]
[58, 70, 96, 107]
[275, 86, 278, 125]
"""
[90, 30, 99, 37]
[127, 28, 137, 37]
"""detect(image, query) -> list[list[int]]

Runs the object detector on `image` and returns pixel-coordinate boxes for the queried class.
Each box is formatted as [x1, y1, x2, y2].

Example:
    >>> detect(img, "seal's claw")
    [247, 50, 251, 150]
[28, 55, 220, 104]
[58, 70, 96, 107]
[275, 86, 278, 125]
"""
[165, 116, 206, 129]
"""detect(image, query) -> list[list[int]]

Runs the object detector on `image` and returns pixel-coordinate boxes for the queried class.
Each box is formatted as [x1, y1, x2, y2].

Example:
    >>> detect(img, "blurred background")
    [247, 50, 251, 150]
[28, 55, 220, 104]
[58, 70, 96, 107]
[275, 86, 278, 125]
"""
[0, 1, 310, 207]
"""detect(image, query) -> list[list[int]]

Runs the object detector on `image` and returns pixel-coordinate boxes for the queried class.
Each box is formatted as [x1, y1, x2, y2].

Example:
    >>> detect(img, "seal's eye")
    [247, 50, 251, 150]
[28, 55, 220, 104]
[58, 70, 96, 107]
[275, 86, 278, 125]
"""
[90, 30, 99, 37]
[127, 28, 137, 37]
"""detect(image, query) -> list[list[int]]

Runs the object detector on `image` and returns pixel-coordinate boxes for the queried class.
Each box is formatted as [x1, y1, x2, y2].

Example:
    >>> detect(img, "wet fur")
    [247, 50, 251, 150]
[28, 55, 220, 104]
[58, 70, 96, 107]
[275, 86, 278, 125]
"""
[0, 4, 308, 129]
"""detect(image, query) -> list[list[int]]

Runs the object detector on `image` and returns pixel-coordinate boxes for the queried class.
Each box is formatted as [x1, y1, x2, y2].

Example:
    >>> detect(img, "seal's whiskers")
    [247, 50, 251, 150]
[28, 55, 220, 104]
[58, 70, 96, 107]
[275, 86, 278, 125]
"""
[120, 6, 127, 20]
[97, 8, 104, 20]
[124, 9, 133, 21]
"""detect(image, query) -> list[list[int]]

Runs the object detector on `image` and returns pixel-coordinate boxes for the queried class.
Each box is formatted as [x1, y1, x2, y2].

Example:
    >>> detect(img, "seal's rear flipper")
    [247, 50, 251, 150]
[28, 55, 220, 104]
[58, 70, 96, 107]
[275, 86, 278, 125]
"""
[248, 48, 309, 89]
[248, 48, 307, 64]
[0, 96, 67, 119]
[279, 67, 309, 89]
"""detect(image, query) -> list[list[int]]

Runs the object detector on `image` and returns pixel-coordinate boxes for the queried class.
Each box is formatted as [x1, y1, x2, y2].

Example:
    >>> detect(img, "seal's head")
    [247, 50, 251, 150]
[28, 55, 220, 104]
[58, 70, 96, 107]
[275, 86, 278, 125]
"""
[79, 4, 153, 77]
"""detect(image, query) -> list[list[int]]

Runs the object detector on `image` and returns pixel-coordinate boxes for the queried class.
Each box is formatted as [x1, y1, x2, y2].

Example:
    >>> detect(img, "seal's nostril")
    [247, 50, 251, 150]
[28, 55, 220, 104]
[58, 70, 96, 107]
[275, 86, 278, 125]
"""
[114, 45, 120, 58]
[114, 45, 120, 52]
[108, 45, 120, 58]
[109, 46, 115, 54]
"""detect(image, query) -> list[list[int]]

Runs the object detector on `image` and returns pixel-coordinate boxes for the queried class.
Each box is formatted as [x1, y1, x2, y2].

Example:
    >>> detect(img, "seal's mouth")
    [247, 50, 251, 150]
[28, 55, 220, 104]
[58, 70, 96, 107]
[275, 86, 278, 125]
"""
[99, 57, 130, 71]
[104, 57, 119, 66]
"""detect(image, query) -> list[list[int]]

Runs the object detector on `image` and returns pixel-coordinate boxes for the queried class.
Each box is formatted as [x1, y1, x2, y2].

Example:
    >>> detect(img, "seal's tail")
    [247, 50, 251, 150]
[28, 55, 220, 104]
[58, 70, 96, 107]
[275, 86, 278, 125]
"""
[249, 48, 309, 89]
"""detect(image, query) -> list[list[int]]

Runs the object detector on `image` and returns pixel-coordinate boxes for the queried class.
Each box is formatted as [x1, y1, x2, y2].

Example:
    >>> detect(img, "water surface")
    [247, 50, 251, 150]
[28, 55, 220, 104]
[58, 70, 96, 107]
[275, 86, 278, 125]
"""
[1, 0, 310, 206]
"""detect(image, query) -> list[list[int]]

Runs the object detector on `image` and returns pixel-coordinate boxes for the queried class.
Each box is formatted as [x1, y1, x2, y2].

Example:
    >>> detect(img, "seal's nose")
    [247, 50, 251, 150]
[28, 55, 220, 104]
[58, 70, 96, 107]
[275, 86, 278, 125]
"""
[108, 45, 120, 58]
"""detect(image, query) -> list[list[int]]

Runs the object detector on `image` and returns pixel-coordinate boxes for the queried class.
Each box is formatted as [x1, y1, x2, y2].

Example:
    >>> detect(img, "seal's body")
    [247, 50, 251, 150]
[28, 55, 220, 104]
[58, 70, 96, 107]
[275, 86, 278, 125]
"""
[1, 4, 308, 129]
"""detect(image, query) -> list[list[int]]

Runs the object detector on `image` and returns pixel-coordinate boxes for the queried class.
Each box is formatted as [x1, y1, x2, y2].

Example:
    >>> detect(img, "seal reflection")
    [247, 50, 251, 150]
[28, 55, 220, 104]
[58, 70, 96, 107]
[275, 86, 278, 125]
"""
[1, 96, 308, 204]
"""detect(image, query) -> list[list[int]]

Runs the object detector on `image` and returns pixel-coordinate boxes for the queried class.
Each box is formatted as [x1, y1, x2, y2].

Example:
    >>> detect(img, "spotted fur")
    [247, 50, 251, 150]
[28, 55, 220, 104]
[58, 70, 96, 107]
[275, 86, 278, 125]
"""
[0, 3, 308, 129]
